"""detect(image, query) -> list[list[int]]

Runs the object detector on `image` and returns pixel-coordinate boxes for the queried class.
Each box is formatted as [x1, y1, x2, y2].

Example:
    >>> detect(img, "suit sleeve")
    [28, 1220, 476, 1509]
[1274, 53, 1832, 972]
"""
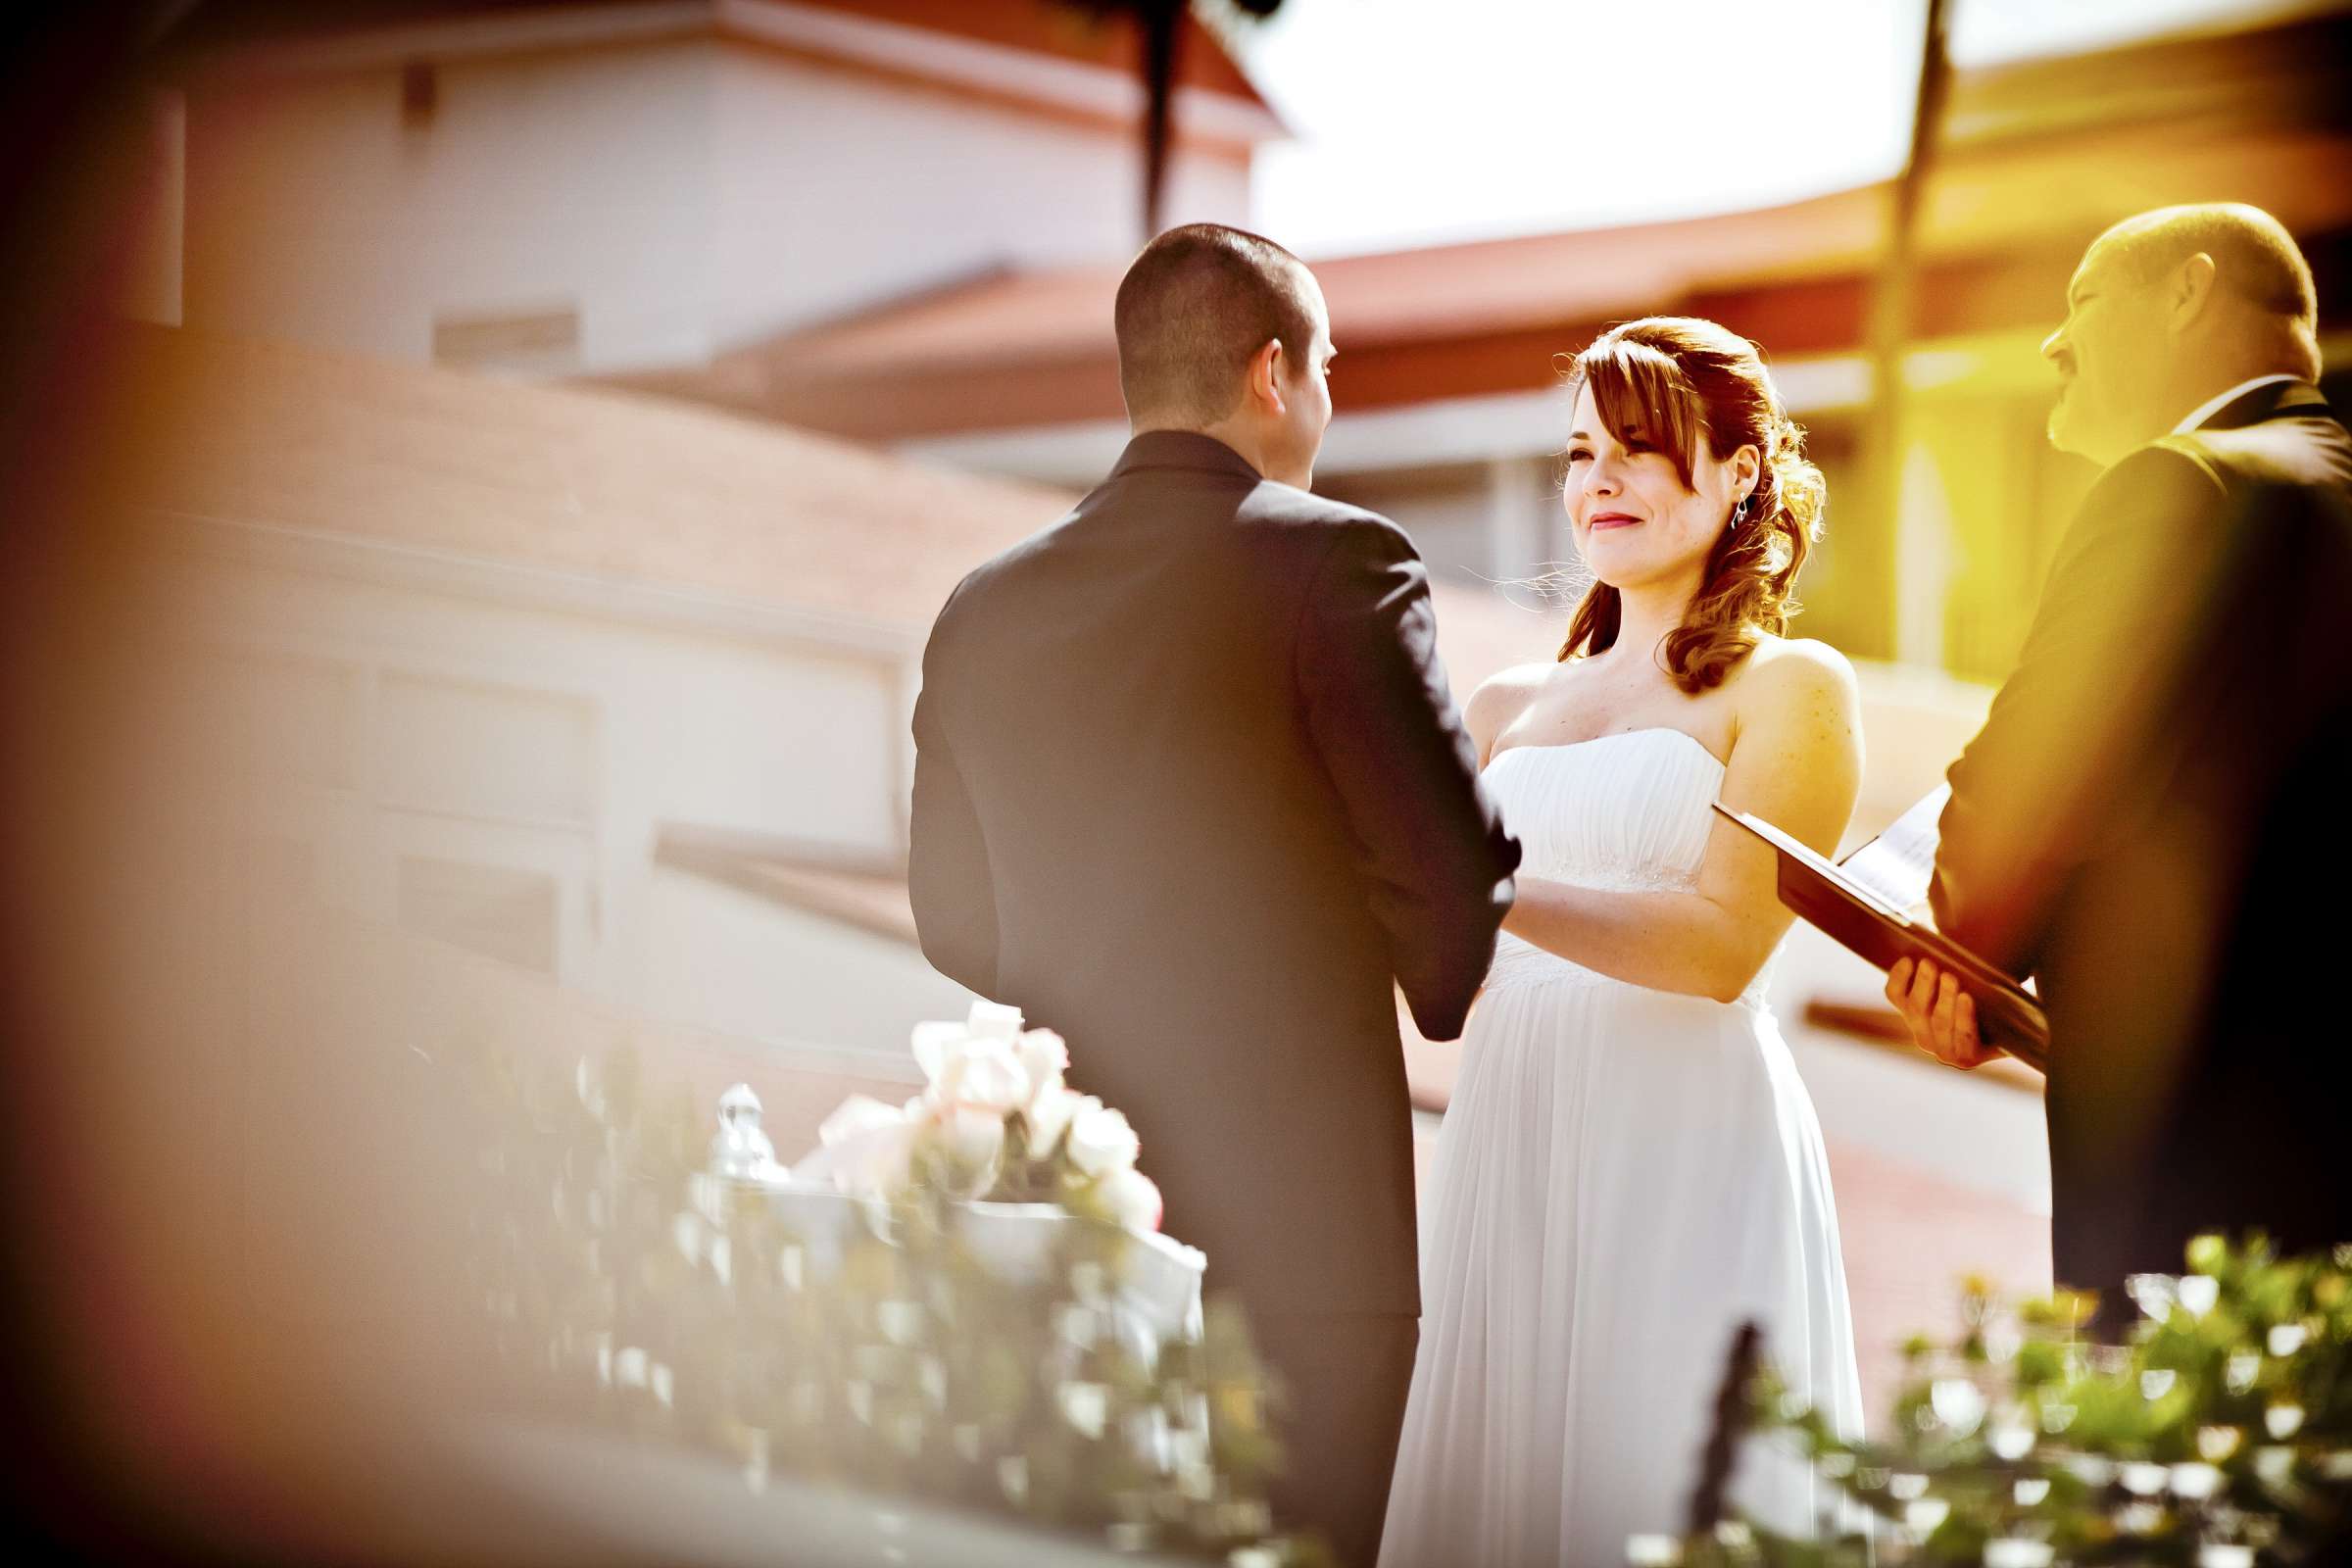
[1297, 519, 1521, 1041]
[908, 612, 1000, 998]
[1932, 444, 2230, 980]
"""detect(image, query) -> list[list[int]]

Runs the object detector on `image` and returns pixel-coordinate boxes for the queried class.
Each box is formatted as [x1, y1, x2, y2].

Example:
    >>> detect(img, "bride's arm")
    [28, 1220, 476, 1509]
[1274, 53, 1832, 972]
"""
[1500, 642, 1862, 1004]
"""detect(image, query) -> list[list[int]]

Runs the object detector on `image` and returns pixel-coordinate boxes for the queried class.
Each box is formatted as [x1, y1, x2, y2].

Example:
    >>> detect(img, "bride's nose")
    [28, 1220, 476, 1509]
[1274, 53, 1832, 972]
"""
[1578, 456, 1622, 505]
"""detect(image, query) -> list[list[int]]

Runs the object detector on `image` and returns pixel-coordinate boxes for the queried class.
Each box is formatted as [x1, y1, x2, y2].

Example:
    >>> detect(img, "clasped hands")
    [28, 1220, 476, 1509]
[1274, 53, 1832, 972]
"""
[1885, 956, 2001, 1070]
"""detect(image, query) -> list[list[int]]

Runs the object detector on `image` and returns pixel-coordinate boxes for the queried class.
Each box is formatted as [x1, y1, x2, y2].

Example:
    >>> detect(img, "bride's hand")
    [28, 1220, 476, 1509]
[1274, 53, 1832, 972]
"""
[1886, 956, 1999, 1070]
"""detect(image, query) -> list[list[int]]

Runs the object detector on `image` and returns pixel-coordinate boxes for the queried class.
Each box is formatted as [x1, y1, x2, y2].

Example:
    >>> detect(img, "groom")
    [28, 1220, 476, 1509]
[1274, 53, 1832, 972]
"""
[909, 223, 1518, 1565]
[1890, 203, 2352, 1302]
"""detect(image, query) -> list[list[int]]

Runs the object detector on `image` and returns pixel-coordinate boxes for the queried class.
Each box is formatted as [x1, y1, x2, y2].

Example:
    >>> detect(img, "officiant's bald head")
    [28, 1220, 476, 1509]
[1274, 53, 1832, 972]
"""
[2043, 203, 2321, 466]
[1115, 226, 1334, 486]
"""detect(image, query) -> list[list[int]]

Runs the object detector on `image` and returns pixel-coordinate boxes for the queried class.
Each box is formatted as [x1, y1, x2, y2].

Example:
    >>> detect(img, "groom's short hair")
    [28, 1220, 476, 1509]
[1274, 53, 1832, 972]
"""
[1115, 224, 1319, 426]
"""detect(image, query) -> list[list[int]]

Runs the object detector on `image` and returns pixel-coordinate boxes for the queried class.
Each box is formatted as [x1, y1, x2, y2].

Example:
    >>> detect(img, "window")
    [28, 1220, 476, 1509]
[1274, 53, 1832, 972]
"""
[396, 854, 560, 975]
[430, 305, 581, 371]
[375, 672, 597, 827]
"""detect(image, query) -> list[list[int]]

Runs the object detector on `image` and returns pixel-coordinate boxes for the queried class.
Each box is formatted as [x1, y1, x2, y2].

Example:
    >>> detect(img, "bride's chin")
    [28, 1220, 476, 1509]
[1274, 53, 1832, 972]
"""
[1582, 554, 1665, 591]
[1584, 543, 1710, 593]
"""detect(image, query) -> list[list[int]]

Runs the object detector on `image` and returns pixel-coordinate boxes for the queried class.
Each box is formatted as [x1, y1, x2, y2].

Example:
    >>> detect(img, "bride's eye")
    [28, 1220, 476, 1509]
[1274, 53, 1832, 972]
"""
[1565, 448, 1592, 464]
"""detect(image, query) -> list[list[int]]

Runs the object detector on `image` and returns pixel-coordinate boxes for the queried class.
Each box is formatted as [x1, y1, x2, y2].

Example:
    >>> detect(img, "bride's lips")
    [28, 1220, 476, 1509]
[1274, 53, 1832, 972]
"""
[1588, 512, 1642, 531]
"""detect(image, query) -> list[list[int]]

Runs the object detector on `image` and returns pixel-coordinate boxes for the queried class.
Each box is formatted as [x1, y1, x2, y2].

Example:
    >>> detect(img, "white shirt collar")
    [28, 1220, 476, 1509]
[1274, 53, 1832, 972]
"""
[2172, 374, 2303, 434]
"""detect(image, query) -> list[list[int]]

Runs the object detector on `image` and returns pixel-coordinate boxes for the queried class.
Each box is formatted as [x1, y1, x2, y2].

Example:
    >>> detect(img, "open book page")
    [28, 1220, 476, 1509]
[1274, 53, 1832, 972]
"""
[1831, 785, 2039, 998]
[1838, 784, 1949, 919]
[1716, 797, 2049, 1064]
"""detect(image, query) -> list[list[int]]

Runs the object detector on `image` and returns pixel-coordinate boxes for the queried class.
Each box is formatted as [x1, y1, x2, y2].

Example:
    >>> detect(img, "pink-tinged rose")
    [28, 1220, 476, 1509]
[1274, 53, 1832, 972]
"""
[1066, 1100, 1140, 1179]
[1023, 1084, 1085, 1152]
[1097, 1167, 1163, 1233]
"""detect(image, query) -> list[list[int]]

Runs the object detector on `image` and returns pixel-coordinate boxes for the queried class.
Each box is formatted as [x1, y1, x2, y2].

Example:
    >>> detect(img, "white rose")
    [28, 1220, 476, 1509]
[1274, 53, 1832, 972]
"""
[917, 1033, 1031, 1116]
[798, 1095, 921, 1197]
[1015, 1028, 1068, 1098]
[909, 1020, 967, 1081]
[966, 1000, 1024, 1040]
[1065, 1100, 1140, 1179]
[825, 1117, 919, 1199]
[1023, 1084, 1085, 1154]
[929, 1102, 1007, 1199]
[1096, 1166, 1163, 1234]
[907, 1010, 1030, 1109]
[817, 1094, 907, 1149]
[941, 1102, 1006, 1164]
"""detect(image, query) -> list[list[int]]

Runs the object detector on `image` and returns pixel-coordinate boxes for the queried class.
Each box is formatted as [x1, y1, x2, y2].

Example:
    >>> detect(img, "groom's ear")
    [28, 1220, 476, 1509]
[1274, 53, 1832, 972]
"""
[1247, 337, 1288, 416]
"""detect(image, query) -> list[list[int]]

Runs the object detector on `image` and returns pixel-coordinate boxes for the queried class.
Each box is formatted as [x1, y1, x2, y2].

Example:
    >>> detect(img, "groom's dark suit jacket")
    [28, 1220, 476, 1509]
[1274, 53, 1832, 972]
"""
[909, 431, 1519, 1317]
[1933, 379, 2352, 1295]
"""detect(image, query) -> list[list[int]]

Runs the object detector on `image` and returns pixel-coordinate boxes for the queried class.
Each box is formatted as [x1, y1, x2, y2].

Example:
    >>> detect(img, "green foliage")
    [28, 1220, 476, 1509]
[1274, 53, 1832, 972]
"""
[459, 1045, 1327, 1564]
[1679, 1235, 2352, 1565]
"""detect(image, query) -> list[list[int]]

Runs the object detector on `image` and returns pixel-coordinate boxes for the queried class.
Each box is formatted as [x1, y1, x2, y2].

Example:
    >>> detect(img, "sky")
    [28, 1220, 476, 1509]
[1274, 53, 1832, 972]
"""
[1216, 0, 2334, 257]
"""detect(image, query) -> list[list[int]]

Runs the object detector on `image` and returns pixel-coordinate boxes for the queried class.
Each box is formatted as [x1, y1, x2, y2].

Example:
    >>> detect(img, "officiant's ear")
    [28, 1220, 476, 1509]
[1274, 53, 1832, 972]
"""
[2167, 251, 2219, 335]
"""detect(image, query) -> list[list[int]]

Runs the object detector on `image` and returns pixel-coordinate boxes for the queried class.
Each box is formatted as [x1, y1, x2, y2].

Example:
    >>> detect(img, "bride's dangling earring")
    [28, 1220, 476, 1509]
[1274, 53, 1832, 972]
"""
[1729, 495, 1750, 531]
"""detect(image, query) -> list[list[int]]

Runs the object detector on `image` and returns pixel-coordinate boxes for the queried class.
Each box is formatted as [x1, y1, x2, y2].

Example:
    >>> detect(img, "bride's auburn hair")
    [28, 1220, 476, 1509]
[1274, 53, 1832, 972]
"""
[1558, 317, 1826, 693]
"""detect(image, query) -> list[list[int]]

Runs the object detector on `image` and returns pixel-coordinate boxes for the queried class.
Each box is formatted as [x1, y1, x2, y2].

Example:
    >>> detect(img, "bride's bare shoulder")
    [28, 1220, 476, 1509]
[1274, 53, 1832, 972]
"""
[1463, 662, 1555, 760]
[1734, 635, 1860, 734]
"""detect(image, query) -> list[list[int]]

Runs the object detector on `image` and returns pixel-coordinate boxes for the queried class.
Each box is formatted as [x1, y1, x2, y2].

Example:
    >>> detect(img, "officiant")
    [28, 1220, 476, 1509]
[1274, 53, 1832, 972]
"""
[1888, 203, 2352, 1305]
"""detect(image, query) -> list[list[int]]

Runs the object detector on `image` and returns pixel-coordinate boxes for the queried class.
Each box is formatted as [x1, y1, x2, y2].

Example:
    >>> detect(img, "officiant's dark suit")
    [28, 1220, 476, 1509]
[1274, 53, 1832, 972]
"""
[908, 226, 1517, 1567]
[1924, 205, 2352, 1301]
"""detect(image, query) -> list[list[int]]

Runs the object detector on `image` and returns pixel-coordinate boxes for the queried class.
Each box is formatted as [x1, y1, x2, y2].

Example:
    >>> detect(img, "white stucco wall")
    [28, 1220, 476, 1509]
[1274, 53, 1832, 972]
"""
[708, 42, 1250, 347]
[185, 38, 720, 370]
[646, 863, 973, 1055]
[182, 30, 1254, 375]
[164, 542, 921, 1060]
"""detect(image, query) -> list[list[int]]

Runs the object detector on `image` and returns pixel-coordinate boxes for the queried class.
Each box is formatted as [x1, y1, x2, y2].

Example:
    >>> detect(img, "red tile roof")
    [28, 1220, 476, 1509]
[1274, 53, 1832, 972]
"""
[160, 0, 1276, 119]
[116, 322, 1557, 667]
[110, 322, 1076, 632]
[793, 0, 1272, 112]
[602, 186, 1894, 438]
[607, 11, 2352, 441]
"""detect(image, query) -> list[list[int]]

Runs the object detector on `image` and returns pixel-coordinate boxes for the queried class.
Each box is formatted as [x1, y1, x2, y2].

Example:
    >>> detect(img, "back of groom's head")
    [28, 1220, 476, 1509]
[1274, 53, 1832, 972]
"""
[1115, 224, 1320, 427]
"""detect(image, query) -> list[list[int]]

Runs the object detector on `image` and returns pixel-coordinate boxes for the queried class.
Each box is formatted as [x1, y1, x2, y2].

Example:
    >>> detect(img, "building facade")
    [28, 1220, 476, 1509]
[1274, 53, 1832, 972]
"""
[169, 0, 1276, 374]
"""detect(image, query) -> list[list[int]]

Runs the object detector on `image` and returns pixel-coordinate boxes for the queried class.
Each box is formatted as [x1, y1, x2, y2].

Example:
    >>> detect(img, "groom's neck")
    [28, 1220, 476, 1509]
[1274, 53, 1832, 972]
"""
[1134, 419, 1275, 484]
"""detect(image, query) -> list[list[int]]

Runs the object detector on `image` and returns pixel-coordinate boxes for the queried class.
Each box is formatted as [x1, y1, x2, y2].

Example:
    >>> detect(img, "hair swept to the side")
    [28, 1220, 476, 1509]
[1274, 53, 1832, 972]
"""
[1558, 317, 1826, 693]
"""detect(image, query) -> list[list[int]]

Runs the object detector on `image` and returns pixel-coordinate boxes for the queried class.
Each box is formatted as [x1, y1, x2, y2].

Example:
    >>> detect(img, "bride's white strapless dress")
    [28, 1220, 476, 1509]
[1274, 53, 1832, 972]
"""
[1379, 728, 1865, 1567]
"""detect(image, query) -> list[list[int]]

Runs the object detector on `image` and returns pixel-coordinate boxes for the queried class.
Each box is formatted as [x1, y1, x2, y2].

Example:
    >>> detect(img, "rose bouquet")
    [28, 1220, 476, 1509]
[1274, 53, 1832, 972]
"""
[792, 1001, 1165, 1236]
[453, 1032, 1316, 1563]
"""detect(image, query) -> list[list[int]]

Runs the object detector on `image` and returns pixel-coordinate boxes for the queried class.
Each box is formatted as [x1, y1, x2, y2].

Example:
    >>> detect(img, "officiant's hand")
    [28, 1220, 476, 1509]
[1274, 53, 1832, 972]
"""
[1886, 956, 1997, 1070]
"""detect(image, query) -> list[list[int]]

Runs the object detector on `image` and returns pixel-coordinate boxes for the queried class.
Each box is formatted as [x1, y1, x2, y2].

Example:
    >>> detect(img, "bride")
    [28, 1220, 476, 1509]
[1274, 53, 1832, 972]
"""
[1379, 318, 1866, 1566]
